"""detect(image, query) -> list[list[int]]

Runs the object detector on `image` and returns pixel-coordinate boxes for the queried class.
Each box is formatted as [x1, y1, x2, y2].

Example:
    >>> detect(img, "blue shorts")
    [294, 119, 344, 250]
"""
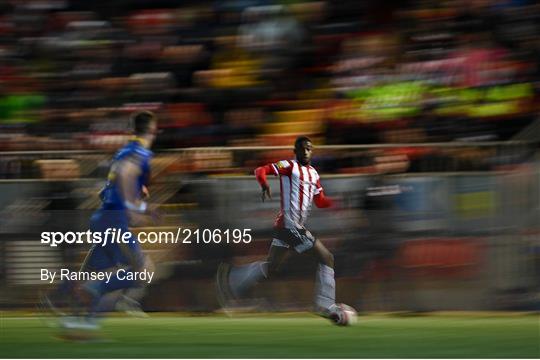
[84, 209, 143, 271]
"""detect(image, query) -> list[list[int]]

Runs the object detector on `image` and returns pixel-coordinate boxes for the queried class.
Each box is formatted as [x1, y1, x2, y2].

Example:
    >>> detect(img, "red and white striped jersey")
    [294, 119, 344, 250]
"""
[270, 159, 323, 229]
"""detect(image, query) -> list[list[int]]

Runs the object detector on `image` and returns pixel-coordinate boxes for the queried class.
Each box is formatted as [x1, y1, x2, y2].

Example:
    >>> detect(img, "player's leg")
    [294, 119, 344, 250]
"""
[266, 242, 290, 277]
[39, 243, 117, 324]
[107, 250, 153, 318]
[50, 243, 109, 333]
[55, 242, 150, 335]
[90, 258, 152, 318]
[231, 242, 290, 297]
[87, 242, 146, 292]
[83, 241, 150, 318]
[64, 211, 147, 318]
[217, 241, 290, 306]
[39, 211, 109, 318]
[307, 238, 334, 267]
[114, 287, 150, 318]
[305, 239, 336, 313]
[262, 228, 340, 319]
[85, 208, 158, 320]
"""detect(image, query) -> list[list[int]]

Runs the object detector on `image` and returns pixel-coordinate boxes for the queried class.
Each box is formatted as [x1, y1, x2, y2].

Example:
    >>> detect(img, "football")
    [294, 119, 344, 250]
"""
[331, 303, 358, 326]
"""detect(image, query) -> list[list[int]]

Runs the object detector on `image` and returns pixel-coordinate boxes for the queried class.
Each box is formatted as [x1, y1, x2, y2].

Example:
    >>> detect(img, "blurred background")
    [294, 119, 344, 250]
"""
[0, 0, 539, 313]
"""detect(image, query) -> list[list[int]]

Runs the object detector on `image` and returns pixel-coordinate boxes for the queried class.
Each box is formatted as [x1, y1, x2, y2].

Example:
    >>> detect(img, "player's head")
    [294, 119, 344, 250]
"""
[294, 136, 313, 166]
[132, 111, 158, 148]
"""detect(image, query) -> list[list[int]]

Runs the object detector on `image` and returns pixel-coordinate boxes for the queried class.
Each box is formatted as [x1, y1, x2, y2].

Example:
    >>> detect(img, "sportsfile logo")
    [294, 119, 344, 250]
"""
[40, 228, 253, 247]
[41, 228, 133, 247]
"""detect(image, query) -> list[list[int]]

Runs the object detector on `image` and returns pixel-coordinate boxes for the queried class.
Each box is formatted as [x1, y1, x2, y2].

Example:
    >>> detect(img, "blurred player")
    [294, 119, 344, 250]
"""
[217, 136, 343, 323]
[41, 111, 158, 332]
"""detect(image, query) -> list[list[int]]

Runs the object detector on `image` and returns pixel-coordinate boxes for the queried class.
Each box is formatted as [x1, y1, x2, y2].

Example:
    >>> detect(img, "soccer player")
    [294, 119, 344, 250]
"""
[42, 111, 158, 330]
[217, 136, 342, 322]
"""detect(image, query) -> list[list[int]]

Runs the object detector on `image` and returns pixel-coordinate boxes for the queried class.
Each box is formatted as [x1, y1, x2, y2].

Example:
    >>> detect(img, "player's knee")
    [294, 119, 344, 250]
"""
[322, 251, 334, 268]
[266, 260, 281, 278]
[328, 253, 335, 268]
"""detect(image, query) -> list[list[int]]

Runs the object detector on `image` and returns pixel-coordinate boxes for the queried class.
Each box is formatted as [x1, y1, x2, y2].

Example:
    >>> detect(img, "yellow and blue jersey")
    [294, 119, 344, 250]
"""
[99, 138, 153, 211]
[86, 139, 152, 270]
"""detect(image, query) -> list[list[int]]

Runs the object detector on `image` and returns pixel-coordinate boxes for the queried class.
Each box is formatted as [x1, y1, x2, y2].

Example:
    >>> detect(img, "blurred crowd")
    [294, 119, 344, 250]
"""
[1, 1, 539, 311]
[0, 0, 539, 165]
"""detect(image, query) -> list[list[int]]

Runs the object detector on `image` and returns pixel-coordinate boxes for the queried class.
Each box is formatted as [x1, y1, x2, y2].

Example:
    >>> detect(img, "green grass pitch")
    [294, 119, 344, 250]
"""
[1, 313, 538, 358]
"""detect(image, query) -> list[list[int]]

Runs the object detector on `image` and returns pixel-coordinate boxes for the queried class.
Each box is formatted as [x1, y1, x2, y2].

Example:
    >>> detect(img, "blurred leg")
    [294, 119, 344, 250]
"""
[307, 240, 336, 312]
[228, 244, 289, 298]
[266, 244, 290, 277]
[307, 239, 334, 268]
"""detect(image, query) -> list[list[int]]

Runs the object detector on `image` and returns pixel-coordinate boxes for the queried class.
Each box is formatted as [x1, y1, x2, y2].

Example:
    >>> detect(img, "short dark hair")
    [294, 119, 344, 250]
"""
[294, 136, 312, 149]
[132, 111, 156, 135]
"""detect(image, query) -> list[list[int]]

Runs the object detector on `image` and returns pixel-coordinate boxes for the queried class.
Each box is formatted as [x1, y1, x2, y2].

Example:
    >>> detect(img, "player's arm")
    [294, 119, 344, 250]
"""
[314, 191, 333, 208]
[141, 185, 150, 199]
[117, 158, 145, 210]
[255, 160, 291, 202]
[255, 163, 277, 202]
[313, 178, 334, 208]
[116, 158, 151, 225]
